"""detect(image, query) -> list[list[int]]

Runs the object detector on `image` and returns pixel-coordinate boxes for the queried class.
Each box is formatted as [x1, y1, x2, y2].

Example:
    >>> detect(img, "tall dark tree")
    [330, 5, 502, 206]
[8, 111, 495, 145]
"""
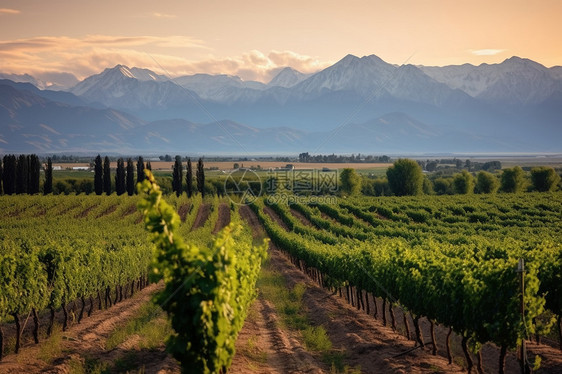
[196, 158, 205, 197]
[28, 154, 41, 194]
[0, 157, 3, 195]
[2, 155, 16, 195]
[16, 154, 28, 194]
[126, 158, 135, 196]
[115, 158, 126, 195]
[103, 156, 111, 195]
[136, 156, 145, 185]
[94, 155, 103, 195]
[44, 157, 53, 194]
[186, 158, 193, 198]
[146, 161, 152, 171]
[172, 155, 183, 197]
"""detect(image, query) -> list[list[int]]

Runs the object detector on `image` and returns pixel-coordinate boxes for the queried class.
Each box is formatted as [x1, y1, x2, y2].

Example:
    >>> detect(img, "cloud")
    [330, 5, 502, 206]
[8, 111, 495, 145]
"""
[152, 12, 176, 19]
[471, 49, 506, 56]
[181, 50, 330, 82]
[0, 8, 20, 15]
[0, 35, 207, 52]
[0, 34, 329, 83]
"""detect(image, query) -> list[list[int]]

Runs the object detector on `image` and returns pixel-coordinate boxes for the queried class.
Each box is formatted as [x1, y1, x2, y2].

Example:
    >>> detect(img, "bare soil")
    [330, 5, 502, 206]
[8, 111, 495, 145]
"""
[191, 203, 211, 230]
[121, 203, 139, 218]
[96, 204, 117, 218]
[74, 203, 99, 218]
[263, 206, 289, 231]
[230, 294, 326, 374]
[0, 283, 180, 374]
[212, 204, 231, 234]
[290, 208, 315, 228]
[177, 202, 191, 222]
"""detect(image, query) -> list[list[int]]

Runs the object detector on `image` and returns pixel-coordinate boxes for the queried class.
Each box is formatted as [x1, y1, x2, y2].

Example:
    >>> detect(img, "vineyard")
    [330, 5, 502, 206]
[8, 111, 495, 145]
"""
[0, 188, 561, 373]
[0, 193, 152, 358]
[251, 192, 562, 373]
[0, 185, 266, 373]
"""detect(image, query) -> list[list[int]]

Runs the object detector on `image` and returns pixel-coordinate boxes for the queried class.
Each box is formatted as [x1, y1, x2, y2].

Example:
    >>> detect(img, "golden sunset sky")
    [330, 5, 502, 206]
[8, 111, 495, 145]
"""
[1, 0, 561, 83]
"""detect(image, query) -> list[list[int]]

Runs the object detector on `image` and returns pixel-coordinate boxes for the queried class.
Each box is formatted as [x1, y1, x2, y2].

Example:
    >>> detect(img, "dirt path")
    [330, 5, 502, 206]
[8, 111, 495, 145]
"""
[239, 205, 265, 239]
[231, 294, 325, 374]
[290, 208, 315, 228]
[263, 206, 290, 231]
[271, 247, 466, 374]
[96, 204, 117, 218]
[212, 204, 231, 234]
[0, 283, 179, 374]
[191, 203, 211, 230]
[237, 205, 467, 373]
[177, 203, 191, 222]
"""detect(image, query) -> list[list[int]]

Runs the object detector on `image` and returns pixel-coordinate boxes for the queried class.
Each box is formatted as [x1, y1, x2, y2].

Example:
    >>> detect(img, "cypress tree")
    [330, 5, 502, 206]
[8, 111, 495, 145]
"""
[136, 156, 145, 185]
[94, 155, 103, 195]
[28, 154, 41, 194]
[172, 155, 183, 197]
[146, 161, 152, 171]
[103, 156, 111, 195]
[115, 158, 125, 195]
[44, 157, 53, 194]
[16, 154, 28, 194]
[186, 158, 193, 198]
[126, 158, 135, 196]
[196, 158, 205, 197]
[3, 155, 16, 195]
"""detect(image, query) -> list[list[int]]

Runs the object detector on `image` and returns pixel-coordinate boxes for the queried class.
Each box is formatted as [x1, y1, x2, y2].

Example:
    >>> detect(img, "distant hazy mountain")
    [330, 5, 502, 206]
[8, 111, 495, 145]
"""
[0, 79, 88, 107]
[173, 74, 266, 102]
[0, 83, 145, 153]
[1, 54, 561, 154]
[268, 67, 310, 88]
[0, 72, 78, 90]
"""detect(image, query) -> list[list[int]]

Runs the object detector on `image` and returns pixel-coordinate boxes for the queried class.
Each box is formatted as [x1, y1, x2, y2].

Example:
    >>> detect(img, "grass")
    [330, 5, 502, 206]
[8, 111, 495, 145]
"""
[37, 324, 63, 363]
[239, 335, 268, 364]
[66, 356, 109, 374]
[303, 326, 332, 351]
[105, 301, 171, 350]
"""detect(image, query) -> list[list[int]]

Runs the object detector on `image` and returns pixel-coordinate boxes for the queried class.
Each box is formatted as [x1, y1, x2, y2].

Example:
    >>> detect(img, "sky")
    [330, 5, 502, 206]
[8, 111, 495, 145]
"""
[1, 0, 561, 85]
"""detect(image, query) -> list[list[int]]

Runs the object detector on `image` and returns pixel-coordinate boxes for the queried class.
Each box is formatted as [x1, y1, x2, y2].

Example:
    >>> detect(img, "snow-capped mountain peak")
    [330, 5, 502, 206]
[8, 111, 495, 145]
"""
[421, 56, 562, 104]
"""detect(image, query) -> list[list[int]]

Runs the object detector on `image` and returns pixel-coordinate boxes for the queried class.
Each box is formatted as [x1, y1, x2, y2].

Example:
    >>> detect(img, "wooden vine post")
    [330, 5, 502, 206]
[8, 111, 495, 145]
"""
[517, 259, 530, 374]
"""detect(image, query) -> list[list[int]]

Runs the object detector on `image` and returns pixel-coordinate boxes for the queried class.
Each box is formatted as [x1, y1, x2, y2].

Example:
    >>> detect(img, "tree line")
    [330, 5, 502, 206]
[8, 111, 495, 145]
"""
[0, 154, 207, 197]
[346, 159, 561, 197]
[91, 155, 153, 196]
[298, 152, 391, 163]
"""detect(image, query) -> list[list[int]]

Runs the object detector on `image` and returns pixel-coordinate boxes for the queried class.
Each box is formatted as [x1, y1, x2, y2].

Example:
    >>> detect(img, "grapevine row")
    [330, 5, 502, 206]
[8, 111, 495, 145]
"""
[253, 196, 562, 373]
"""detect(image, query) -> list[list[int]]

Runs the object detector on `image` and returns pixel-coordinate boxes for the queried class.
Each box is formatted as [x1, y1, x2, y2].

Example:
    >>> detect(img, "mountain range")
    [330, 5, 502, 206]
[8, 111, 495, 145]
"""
[1, 54, 561, 155]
